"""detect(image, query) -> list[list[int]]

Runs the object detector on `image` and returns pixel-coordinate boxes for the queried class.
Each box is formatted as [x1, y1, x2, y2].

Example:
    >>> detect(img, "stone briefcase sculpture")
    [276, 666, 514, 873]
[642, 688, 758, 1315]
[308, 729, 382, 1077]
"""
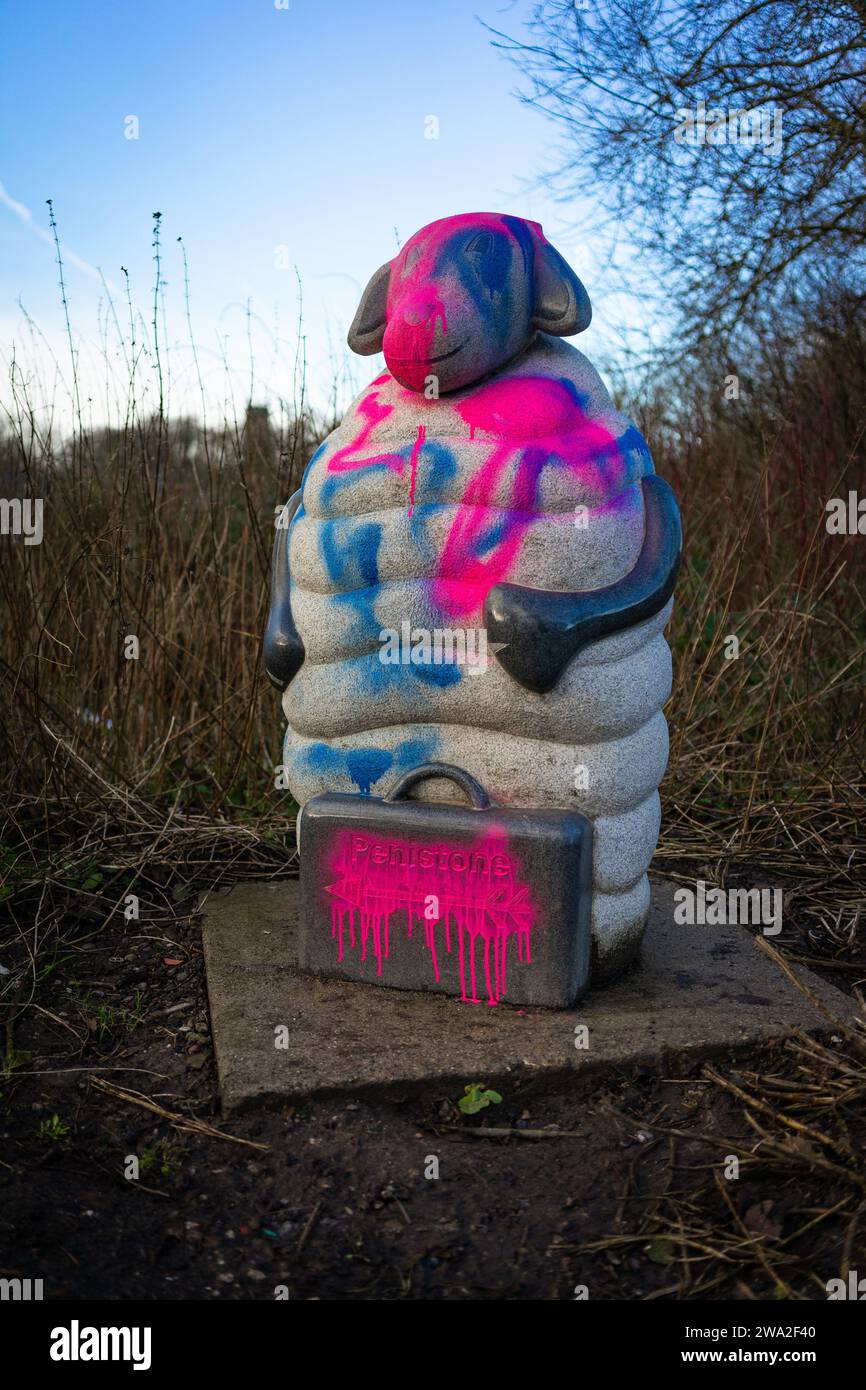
[299, 762, 593, 1007]
[265, 212, 682, 1005]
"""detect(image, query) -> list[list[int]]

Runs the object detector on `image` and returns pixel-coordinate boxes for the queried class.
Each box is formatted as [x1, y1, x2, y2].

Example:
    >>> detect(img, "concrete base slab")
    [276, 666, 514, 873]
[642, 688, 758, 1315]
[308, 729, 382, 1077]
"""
[201, 878, 856, 1114]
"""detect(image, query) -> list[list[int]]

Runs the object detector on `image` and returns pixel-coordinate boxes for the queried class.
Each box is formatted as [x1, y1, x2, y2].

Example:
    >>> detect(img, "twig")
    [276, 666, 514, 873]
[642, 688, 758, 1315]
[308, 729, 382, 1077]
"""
[91, 1076, 268, 1151]
[297, 1199, 321, 1253]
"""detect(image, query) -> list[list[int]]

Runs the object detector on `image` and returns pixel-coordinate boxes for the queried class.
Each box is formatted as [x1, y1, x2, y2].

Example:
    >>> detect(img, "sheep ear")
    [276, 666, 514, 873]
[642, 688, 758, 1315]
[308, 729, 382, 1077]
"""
[347, 260, 393, 355]
[532, 241, 592, 336]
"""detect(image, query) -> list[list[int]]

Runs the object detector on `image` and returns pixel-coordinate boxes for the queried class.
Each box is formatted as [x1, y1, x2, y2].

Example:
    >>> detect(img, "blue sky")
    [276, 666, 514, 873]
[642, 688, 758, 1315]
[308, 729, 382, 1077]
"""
[0, 0, 648, 427]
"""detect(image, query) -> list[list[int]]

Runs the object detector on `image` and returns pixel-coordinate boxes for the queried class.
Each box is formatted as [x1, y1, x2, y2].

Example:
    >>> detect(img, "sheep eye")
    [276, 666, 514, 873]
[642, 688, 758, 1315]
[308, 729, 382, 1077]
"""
[465, 232, 494, 259]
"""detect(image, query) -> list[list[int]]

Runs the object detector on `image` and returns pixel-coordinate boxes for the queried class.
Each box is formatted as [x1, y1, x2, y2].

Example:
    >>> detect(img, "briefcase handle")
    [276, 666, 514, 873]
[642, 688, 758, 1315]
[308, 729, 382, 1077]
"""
[384, 762, 491, 810]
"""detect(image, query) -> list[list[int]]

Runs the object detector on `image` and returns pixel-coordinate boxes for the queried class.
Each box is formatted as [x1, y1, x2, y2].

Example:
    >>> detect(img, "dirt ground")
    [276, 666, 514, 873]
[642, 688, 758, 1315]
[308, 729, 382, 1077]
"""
[2, 882, 864, 1303]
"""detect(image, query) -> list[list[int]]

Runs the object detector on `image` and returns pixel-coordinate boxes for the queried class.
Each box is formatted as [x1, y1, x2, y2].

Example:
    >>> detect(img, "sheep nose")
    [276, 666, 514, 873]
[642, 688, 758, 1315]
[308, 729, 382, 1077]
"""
[402, 289, 441, 327]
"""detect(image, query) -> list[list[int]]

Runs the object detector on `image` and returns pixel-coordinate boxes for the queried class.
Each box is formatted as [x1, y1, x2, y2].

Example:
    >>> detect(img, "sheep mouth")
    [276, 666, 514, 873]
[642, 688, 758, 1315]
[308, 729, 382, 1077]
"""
[388, 343, 463, 365]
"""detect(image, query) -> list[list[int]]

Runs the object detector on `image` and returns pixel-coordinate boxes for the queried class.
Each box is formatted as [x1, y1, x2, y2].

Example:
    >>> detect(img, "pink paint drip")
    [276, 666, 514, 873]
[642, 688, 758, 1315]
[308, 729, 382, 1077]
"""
[324, 829, 534, 1006]
[407, 424, 426, 516]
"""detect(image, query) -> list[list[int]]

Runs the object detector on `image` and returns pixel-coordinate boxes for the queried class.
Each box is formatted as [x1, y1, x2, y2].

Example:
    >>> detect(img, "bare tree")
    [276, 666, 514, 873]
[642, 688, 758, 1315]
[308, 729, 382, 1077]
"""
[490, 1, 866, 350]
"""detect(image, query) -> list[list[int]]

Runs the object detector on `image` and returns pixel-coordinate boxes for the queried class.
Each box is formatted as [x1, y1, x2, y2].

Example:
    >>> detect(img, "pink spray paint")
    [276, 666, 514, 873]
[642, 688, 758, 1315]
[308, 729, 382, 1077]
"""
[431, 376, 634, 617]
[327, 382, 405, 476]
[407, 424, 425, 516]
[381, 212, 533, 392]
[324, 827, 535, 1006]
[326, 387, 427, 518]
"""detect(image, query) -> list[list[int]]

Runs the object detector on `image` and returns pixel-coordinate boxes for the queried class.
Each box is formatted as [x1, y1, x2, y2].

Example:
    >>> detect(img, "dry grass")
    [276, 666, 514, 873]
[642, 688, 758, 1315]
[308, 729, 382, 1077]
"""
[636, 304, 866, 975]
[556, 1022, 866, 1299]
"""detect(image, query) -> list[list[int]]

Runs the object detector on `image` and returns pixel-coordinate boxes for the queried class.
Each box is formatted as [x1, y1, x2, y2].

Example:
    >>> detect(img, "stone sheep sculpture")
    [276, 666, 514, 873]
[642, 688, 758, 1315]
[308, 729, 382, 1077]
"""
[265, 212, 681, 991]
